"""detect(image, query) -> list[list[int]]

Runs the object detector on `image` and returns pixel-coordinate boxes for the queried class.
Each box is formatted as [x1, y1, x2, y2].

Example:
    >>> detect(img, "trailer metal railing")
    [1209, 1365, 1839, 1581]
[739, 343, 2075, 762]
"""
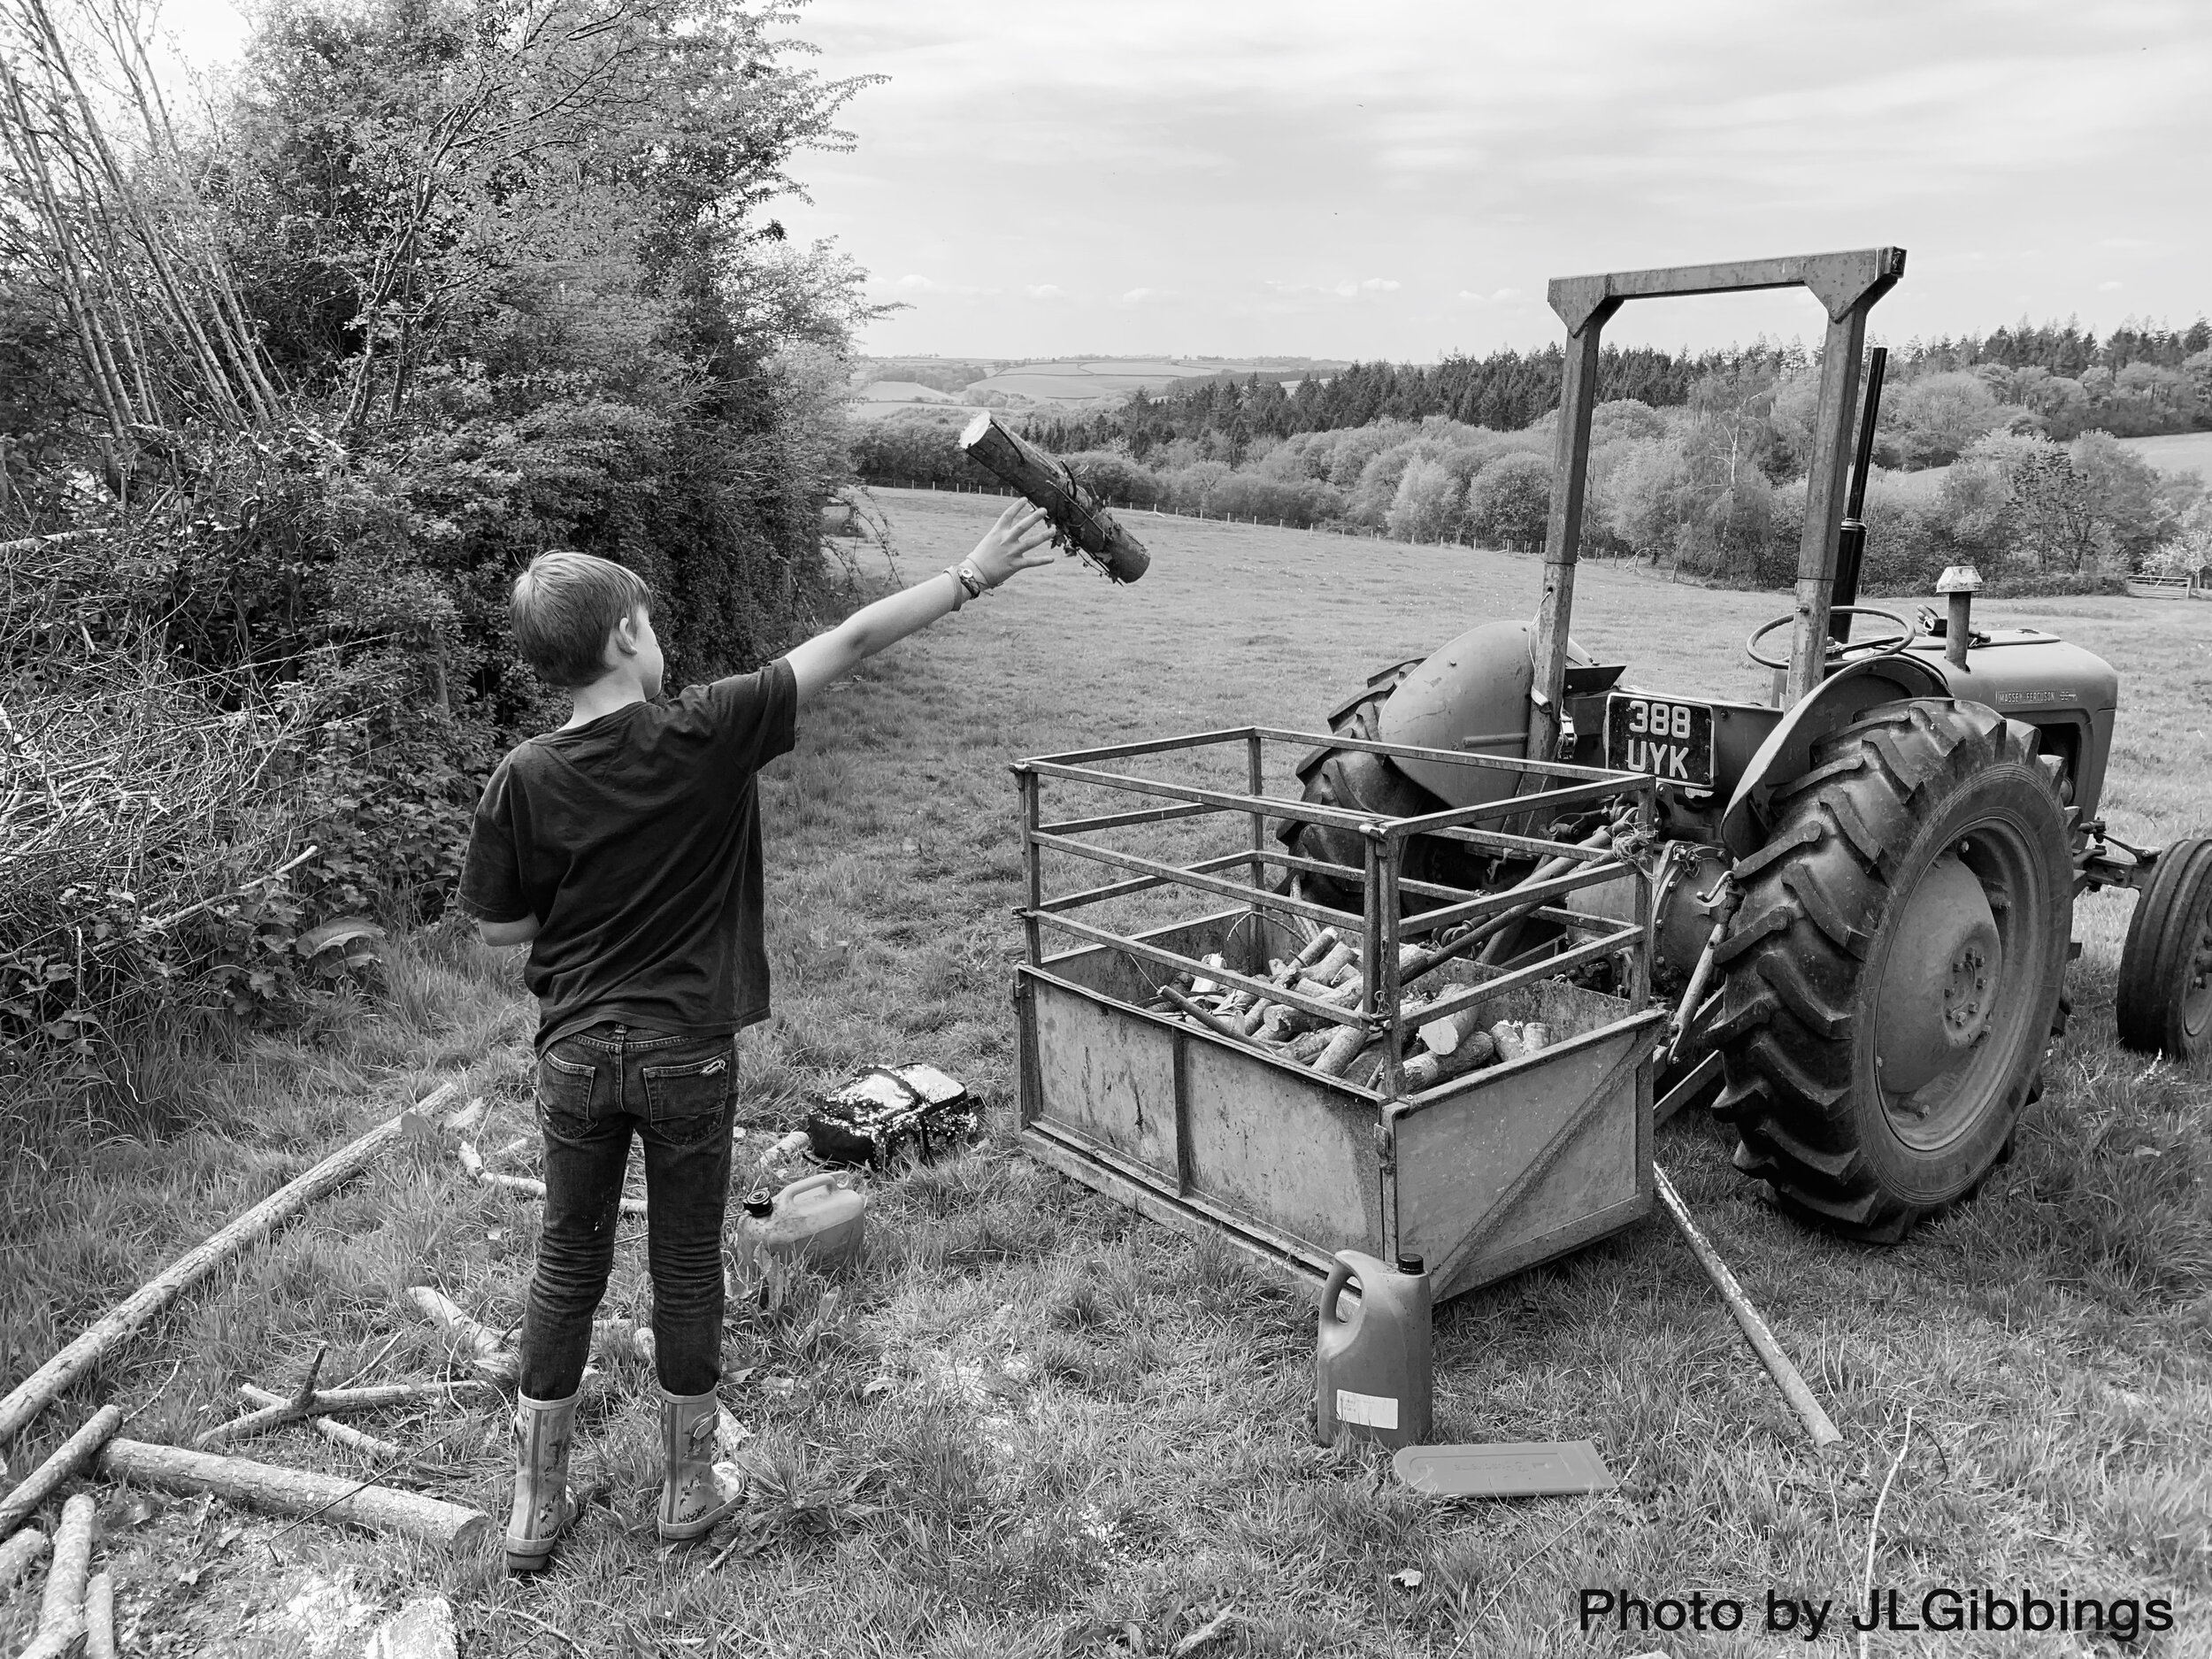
[1012, 726, 1657, 1102]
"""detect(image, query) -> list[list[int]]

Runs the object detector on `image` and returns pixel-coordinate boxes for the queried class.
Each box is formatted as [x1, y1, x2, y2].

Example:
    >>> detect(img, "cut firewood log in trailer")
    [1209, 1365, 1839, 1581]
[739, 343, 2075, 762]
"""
[97, 1440, 494, 1548]
[0, 1083, 464, 1460]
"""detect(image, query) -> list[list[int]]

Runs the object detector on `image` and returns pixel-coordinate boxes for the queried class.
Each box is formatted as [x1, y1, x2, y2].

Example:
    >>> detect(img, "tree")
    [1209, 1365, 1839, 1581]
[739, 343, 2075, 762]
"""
[1464, 451, 1552, 553]
[1879, 371, 2003, 468]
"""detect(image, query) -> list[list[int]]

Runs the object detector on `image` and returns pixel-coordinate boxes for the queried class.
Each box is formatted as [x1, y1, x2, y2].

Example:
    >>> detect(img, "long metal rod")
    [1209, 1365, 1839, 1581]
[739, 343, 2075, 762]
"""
[1384, 775, 1641, 840]
[1027, 831, 1363, 931]
[1402, 923, 1644, 1030]
[1033, 724, 1634, 787]
[1037, 800, 1223, 836]
[1034, 851, 1255, 915]
[1652, 1164, 1844, 1448]
[1390, 860, 1633, 938]
[1396, 822, 1625, 861]
[1248, 725, 1630, 786]
[1021, 760, 1374, 833]
[1263, 846, 1479, 904]
[1029, 912, 1366, 1027]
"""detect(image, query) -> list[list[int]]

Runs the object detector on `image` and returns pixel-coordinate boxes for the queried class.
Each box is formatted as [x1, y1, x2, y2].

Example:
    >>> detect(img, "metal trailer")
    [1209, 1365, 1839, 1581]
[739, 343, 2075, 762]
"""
[1011, 726, 1665, 1302]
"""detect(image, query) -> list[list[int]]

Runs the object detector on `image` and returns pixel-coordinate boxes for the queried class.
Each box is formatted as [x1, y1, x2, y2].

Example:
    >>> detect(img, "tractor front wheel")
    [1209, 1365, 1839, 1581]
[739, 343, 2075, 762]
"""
[2116, 836, 2212, 1059]
[1710, 701, 2073, 1242]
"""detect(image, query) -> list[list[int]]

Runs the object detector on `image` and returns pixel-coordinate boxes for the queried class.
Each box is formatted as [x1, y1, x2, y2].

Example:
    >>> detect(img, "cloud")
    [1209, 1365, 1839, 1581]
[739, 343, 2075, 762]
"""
[1265, 277, 1402, 299]
[891, 273, 996, 296]
[761, 0, 2212, 357]
[2097, 280, 2124, 291]
[1023, 284, 1068, 300]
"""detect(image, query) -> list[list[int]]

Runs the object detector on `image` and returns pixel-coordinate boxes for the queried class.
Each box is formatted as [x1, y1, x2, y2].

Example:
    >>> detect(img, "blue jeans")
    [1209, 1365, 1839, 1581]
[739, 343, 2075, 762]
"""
[518, 1023, 736, 1400]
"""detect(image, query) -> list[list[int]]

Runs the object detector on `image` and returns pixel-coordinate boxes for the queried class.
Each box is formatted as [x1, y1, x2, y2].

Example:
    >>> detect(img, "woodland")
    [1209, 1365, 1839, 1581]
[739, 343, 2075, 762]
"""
[854, 327, 2212, 594]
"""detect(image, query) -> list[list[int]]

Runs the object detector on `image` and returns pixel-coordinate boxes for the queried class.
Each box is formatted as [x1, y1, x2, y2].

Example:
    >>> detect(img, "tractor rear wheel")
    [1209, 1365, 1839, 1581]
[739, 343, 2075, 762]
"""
[2116, 836, 2212, 1059]
[1710, 700, 2073, 1242]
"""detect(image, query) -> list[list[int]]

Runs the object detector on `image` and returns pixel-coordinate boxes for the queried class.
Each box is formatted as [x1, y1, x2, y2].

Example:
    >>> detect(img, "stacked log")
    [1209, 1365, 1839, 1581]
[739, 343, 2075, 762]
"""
[1140, 933, 1558, 1093]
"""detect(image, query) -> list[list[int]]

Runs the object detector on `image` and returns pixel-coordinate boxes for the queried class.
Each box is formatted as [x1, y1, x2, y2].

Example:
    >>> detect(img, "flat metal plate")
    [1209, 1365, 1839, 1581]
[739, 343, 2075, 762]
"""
[1605, 693, 1714, 789]
[1392, 1440, 1617, 1498]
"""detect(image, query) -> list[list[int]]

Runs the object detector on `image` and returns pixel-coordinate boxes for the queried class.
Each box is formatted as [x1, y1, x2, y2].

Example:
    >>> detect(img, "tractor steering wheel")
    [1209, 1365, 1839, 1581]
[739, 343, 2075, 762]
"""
[1745, 606, 1919, 672]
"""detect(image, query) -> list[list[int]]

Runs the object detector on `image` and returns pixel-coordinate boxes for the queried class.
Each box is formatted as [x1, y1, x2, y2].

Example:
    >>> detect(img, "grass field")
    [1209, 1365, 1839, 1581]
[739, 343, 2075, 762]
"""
[3, 492, 2208, 1656]
[1884, 430, 2212, 502]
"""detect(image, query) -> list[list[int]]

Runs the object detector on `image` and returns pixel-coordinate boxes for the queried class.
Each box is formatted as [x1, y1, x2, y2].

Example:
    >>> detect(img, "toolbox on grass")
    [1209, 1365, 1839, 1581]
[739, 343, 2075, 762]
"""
[805, 1063, 979, 1169]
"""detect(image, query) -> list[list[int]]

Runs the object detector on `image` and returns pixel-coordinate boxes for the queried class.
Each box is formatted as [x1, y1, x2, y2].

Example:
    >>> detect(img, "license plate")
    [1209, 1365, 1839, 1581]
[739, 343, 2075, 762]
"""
[1605, 694, 1714, 788]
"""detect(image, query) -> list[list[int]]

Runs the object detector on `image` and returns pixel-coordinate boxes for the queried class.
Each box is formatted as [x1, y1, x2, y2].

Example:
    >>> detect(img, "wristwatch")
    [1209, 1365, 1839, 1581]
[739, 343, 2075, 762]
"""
[955, 560, 991, 599]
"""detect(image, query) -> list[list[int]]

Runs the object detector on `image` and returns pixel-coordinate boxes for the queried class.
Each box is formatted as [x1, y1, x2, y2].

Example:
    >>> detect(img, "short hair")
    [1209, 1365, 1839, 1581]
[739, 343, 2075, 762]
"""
[510, 551, 651, 687]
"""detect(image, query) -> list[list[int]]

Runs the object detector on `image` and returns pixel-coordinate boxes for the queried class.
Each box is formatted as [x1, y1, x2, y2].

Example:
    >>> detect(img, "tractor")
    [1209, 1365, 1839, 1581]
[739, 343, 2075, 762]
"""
[1280, 248, 2210, 1243]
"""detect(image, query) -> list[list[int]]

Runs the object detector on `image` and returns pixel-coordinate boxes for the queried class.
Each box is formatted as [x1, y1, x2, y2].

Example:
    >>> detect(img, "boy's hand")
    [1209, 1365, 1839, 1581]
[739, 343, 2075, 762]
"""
[968, 502, 1060, 588]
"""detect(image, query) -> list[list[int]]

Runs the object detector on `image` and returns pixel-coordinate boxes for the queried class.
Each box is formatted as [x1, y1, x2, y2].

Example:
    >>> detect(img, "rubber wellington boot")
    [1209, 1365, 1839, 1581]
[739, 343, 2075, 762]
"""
[657, 1386, 742, 1542]
[505, 1391, 580, 1572]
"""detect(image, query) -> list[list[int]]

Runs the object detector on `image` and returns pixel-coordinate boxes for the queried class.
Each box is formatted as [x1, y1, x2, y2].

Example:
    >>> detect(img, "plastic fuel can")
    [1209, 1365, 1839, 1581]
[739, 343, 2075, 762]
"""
[731, 1172, 867, 1277]
[1314, 1250, 1432, 1448]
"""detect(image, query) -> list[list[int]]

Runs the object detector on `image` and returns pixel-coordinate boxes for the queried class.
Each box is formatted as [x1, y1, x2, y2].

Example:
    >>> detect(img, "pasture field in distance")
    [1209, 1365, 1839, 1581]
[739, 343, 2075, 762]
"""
[2, 490, 2206, 1655]
[1884, 427, 2212, 500]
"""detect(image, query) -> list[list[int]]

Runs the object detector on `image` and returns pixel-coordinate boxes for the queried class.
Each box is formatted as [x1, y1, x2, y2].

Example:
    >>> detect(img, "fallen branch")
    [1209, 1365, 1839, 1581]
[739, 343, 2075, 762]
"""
[198, 1379, 483, 1447]
[99, 1438, 491, 1548]
[0, 1083, 463, 1449]
[1652, 1164, 1842, 1448]
[1171, 1607, 1240, 1658]
[236, 1386, 406, 1462]
[442, 1096, 487, 1137]
[405, 1287, 518, 1383]
[457, 1141, 646, 1216]
[0, 1403, 123, 1543]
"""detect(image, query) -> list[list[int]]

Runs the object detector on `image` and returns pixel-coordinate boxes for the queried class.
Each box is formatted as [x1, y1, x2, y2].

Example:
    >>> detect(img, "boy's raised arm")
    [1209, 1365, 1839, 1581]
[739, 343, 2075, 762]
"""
[784, 501, 1058, 705]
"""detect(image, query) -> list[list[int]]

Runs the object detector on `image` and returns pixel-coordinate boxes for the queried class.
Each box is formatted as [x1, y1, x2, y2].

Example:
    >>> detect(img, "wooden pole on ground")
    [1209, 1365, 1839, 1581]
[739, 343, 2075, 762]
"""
[32, 1492, 95, 1655]
[83, 1570, 117, 1659]
[1653, 1164, 1843, 1448]
[0, 1083, 463, 1451]
[97, 1439, 492, 1549]
[0, 1403, 122, 1543]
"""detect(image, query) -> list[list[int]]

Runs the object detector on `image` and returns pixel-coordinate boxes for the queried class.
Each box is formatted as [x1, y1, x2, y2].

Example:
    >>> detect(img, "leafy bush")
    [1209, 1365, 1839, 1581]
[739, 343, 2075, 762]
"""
[1386, 457, 1462, 543]
[1206, 472, 1326, 526]
[1064, 451, 1165, 511]
[1465, 452, 1554, 553]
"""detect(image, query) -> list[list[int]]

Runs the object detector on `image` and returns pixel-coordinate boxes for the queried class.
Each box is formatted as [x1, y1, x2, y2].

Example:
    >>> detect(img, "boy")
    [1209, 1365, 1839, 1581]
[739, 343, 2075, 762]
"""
[459, 502, 1059, 1571]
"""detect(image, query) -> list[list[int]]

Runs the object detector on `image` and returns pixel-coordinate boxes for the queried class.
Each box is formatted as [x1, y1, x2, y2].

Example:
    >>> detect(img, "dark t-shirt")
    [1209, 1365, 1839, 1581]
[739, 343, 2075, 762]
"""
[457, 660, 799, 1051]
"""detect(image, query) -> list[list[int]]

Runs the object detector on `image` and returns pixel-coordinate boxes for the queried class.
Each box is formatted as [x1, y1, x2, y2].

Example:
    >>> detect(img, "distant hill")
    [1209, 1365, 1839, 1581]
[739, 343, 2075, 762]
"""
[847, 355, 1352, 420]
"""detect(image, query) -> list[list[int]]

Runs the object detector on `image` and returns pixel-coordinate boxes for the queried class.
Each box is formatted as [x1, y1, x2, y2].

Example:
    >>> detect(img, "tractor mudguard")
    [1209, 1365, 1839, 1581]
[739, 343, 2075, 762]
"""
[1718, 657, 1948, 859]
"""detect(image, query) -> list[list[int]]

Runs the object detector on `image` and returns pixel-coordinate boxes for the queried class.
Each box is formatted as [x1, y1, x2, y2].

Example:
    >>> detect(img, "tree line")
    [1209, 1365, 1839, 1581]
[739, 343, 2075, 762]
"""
[853, 357, 2210, 595]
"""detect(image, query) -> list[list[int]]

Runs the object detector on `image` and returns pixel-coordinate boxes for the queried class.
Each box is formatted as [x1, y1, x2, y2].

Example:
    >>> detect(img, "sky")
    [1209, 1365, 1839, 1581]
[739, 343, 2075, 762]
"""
[160, 0, 2212, 363]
